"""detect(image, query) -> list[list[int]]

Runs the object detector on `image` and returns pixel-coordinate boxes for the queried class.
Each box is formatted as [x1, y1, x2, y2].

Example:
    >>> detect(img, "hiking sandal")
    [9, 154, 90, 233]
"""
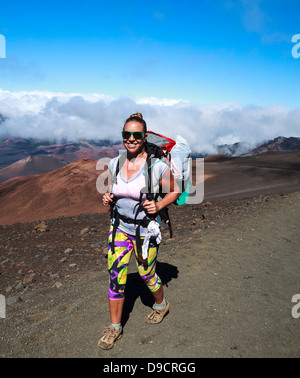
[146, 300, 170, 324]
[98, 326, 123, 350]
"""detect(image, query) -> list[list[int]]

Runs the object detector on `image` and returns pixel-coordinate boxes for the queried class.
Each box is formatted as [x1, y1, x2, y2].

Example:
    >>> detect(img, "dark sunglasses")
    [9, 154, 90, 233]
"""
[122, 131, 145, 140]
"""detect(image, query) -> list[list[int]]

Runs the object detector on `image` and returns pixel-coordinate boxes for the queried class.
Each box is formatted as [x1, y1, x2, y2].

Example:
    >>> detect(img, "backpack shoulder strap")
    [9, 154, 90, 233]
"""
[142, 147, 164, 201]
[111, 151, 127, 185]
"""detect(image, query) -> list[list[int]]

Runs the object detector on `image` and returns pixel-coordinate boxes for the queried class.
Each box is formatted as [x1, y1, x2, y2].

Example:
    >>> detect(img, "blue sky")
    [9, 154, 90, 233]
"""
[1, 0, 299, 107]
[0, 0, 300, 149]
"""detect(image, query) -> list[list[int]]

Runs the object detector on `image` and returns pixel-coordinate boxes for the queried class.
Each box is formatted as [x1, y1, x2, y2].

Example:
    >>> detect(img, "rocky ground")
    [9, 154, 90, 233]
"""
[0, 195, 273, 298]
[0, 192, 300, 359]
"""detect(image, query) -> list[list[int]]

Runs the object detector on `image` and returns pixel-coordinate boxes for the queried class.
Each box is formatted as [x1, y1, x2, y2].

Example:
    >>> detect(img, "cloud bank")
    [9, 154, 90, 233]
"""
[0, 89, 299, 155]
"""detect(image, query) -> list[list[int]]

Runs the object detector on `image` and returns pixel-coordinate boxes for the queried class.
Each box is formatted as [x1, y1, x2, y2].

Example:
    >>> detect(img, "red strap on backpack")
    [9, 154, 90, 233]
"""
[147, 131, 176, 154]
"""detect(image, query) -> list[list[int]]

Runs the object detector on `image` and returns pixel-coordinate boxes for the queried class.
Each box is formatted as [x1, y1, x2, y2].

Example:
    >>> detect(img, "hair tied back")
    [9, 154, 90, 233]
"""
[130, 112, 143, 119]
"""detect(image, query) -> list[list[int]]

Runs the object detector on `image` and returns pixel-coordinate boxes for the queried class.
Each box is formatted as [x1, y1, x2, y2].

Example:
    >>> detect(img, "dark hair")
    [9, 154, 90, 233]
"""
[124, 112, 147, 133]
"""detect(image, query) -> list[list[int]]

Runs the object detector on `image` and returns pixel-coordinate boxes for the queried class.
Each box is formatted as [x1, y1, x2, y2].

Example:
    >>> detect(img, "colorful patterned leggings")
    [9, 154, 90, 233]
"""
[107, 225, 162, 300]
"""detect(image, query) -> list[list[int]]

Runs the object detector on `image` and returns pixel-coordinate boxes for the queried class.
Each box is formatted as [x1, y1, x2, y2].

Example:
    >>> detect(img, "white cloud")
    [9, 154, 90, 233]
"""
[0, 89, 299, 154]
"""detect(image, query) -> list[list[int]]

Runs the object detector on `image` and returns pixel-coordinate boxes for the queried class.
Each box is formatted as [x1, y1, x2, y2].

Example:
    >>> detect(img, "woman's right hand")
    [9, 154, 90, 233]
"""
[102, 192, 115, 206]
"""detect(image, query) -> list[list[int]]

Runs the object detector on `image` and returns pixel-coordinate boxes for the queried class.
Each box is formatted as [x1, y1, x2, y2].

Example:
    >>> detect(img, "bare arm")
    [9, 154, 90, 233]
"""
[102, 172, 115, 206]
[142, 167, 180, 214]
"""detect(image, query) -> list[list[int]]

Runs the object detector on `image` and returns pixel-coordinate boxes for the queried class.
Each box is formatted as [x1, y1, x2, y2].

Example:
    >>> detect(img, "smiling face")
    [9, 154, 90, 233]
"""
[123, 120, 147, 157]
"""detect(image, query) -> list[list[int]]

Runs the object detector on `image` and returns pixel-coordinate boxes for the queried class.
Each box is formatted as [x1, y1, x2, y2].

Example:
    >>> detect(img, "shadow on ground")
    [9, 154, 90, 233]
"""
[121, 261, 179, 327]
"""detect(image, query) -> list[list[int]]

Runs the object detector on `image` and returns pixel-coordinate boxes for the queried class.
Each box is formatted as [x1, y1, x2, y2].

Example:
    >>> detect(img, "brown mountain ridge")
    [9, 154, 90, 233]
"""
[0, 150, 299, 226]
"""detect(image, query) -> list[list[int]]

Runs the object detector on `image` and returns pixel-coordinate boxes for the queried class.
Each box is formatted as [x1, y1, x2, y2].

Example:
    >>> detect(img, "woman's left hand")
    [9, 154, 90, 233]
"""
[142, 199, 160, 214]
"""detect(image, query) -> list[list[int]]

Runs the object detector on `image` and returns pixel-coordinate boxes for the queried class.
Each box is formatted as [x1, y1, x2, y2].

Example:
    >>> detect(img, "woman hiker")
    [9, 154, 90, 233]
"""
[98, 113, 180, 350]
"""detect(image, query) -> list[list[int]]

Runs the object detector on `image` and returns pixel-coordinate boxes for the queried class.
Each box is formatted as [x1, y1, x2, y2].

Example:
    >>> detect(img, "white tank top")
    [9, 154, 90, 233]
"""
[108, 156, 168, 236]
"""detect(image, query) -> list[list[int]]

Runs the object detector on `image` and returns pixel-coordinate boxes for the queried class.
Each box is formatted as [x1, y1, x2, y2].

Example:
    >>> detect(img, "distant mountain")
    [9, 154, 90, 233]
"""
[217, 142, 250, 156]
[0, 155, 68, 183]
[1, 135, 299, 174]
[206, 136, 300, 158]
[1, 150, 300, 225]
[0, 137, 123, 169]
[245, 136, 300, 156]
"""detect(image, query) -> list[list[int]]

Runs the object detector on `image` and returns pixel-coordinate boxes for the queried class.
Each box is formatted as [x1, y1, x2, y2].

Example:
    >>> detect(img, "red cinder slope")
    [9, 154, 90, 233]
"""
[0, 159, 107, 225]
[0, 155, 67, 183]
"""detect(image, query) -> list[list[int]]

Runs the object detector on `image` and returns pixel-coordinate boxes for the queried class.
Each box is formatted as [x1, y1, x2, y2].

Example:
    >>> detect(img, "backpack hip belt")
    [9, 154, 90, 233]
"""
[109, 203, 151, 255]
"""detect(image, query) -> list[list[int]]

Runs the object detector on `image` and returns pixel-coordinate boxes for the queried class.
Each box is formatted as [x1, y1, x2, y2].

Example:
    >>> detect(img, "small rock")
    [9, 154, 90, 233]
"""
[6, 296, 22, 306]
[64, 248, 73, 255]
[79, 227, 89, 235]
[59, 257, 67, 263]
[5, 286, 13, 294]
[53, 281, 63, 289]
[33, 221, 49, 233]
[90, 241, 101, 248]
[23, 273, 36, 285]
[69, 263, 77, 268]
[50, 273, 60, 279]
[16, 282, 25, 291]
[102, 247, 108, 256]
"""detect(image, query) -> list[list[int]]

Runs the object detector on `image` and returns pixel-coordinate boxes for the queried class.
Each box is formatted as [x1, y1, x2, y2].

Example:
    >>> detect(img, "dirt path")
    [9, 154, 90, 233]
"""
[1, 192, 300, 358]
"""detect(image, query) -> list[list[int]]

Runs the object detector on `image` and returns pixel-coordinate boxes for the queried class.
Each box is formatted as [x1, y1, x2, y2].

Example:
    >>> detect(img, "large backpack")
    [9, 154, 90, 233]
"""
[109, 131, 192, 254]
[146, 131, 192, 206]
